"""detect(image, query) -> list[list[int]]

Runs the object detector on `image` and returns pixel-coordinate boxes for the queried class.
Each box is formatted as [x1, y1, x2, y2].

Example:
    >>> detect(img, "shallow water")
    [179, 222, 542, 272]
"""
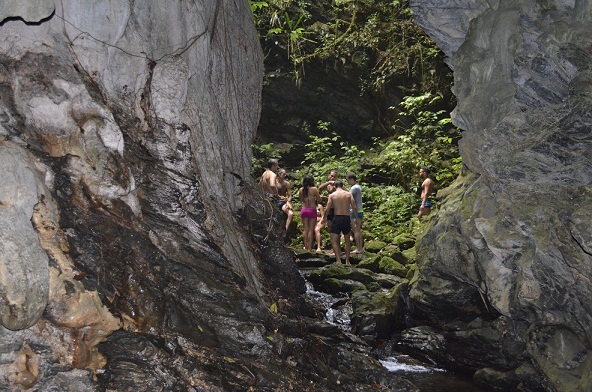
[380, 355, 486, 392]
[305, 280, 487, 392]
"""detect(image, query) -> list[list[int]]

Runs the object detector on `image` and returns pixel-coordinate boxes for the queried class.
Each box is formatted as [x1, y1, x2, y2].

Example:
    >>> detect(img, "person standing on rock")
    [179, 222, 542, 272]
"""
[258, 158, 279, 196]
[418, 166, 435, 219]
[276, 168, 293, 231]
[299, 175, 322, 252]
[346, 173, 364, 253]
[321, 180, 357, 265]
[317, 170, 338, 251]
[314, 203, 325, 252]
[319, 170, 338, 196]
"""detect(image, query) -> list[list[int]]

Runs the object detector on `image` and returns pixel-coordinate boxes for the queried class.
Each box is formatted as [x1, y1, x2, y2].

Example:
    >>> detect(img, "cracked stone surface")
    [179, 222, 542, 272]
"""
[407, 1, 592, 390]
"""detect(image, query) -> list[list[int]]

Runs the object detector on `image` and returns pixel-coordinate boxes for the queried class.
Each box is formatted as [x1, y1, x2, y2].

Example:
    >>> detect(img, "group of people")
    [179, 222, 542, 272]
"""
[258, 160, 364, 264]
[258, 159, 294, 231]
[306, 170, 364, 265]
[258, 159, 434, 265]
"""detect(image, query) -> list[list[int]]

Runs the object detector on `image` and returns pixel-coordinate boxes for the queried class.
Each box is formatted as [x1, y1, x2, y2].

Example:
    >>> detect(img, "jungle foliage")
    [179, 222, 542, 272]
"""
[250, 0, 462, 246]
[250, 0, 451, 94]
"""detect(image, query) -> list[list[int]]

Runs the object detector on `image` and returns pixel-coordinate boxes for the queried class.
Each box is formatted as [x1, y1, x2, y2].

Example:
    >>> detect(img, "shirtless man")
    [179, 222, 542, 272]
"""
[418, 166, 435, 219]
[321, 181, 357, 265]
[316, 170, 338, 251]
[346, 172, 364, 253]
[276, 168, 293, 231]
[258, 158, 279, 196]
[318, 170, 338, 196]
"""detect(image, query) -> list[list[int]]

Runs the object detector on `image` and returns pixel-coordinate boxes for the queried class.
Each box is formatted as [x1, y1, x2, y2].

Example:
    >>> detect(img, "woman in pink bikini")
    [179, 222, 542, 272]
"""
[299, 175, 322, 252]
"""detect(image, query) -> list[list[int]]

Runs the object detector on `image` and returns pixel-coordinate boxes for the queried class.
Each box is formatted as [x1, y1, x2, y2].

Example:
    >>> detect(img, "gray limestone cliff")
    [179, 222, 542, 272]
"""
[0, 1, 417, 391]
[408, 1, 592, 390]
[0, 1, 284, 390]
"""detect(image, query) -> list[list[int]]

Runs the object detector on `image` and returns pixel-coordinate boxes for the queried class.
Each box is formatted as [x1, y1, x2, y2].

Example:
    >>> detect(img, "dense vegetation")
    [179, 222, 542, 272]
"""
[250, 0, 462, 246]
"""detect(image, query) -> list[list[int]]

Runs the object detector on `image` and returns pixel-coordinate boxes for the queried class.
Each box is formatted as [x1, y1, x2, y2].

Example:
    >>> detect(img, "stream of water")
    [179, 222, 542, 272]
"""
[305, 282, 487, 392]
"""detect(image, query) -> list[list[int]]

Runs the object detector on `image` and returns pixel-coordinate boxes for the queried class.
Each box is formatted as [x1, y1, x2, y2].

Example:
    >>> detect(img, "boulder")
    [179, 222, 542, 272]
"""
[409, 1, 592, 389]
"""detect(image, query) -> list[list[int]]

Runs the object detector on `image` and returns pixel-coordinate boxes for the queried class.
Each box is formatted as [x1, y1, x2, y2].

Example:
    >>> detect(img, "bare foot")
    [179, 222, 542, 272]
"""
[316, 249, 322, 253]
[327, 253, 336, 257]
[352, 249, 364, 254]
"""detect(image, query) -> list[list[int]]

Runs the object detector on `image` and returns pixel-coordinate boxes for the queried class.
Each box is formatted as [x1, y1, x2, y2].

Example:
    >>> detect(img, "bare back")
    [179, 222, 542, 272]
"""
[327, 188, 356, 216]
[259, 169, 278, 194]
[299, 186, 321, 208]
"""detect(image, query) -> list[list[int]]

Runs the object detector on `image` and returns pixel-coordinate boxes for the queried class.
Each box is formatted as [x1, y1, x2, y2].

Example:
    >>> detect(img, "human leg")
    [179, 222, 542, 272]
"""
[344, 232, 352, 265]
[315, 221, 324, 252]
[283, 203, 293, 231]
[305, 218, 317, 251]
[340, 218, 352, 265]
[418, 206, 431, 219]
[330, 233, 341, 263]
[353, 216, 364, 252]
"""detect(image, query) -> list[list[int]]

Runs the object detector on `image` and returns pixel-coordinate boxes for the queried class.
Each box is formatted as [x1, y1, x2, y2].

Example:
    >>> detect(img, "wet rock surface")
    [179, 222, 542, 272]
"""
[0, 2, 421, 391]
[409, 1, 592, 390]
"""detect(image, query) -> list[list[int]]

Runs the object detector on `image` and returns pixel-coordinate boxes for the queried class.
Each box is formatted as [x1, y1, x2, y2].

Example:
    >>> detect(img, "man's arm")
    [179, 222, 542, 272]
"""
[350, 195, 358, 216]
[286, 181, 292, 202]
[321, 195, 333, 224]
[318, 180, 334, 191]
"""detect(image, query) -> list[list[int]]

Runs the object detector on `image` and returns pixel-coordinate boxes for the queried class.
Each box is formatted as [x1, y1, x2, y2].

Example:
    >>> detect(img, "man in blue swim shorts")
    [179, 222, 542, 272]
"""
[346, 173, 364, 253]
[418, 166, 434, 219]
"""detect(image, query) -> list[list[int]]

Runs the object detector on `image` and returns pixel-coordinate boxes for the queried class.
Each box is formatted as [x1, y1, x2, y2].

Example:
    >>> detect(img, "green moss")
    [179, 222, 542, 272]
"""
[324, 278, 367, 294]
[357, 254, 380, 271]
[365, 240, 387, 253]
[406, 264, 418, 285]
[378, 256, 407, 278]
[392, 233, 416, 250]
[402, 247, 417, 264]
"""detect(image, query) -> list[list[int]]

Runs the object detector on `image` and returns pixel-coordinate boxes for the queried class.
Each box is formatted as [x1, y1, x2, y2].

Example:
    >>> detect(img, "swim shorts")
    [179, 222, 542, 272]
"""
[349, 211, 363, 220]
[424, 199, 433, 208]
[301, 206, 317, 220]
[331, 215, 351, 235]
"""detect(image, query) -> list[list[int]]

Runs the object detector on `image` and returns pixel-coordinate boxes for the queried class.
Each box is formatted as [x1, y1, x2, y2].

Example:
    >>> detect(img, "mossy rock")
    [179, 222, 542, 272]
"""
[392, 233, 416, 250]
[357, 254, 380, 272]
[320, 278, 367, 294]
[365, 281, 384, 292]
[378, 256, 407, 278]
[307, 263, 377, 287]
[402, 247, 417, 264]
[350, 282, 408, 341]
[365, 240, 387, 253]
[406, 264, 418, 285]
[381, 245, 410, 265]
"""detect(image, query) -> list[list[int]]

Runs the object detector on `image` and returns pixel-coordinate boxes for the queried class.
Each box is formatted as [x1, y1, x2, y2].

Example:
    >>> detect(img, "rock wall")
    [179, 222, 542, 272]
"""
[0, 1, 308, 390]
[409, 1, 592, 390]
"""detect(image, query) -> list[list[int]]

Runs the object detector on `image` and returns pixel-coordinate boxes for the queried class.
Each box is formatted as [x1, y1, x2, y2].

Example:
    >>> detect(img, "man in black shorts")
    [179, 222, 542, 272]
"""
[321, 181, 357, 265]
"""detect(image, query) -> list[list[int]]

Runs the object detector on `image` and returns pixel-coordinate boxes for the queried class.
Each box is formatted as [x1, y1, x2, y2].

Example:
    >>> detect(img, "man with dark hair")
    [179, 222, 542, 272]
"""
[346, 172, 364, 253]
[316, 170, 338, 251]
[258, 158, 279, 195]
[418, 166, 434, 219]
[321, 180, 357, 265]
[276, 168, 293, 231]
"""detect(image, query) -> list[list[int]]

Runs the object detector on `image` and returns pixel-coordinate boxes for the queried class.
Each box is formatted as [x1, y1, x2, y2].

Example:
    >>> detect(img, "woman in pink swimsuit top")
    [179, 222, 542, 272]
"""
[299, 175, 322, 251]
